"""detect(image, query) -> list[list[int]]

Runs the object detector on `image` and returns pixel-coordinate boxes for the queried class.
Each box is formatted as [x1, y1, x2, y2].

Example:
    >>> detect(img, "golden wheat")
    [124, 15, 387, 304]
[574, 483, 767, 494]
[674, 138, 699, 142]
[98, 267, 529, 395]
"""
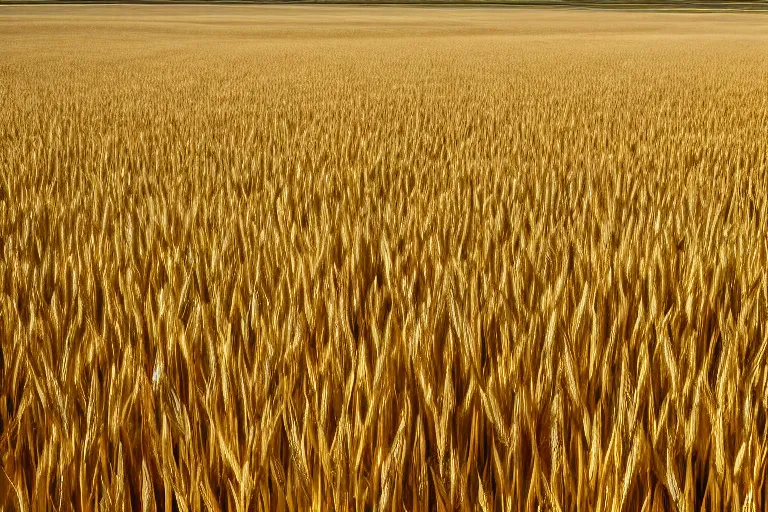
[0, 5, 767, 511]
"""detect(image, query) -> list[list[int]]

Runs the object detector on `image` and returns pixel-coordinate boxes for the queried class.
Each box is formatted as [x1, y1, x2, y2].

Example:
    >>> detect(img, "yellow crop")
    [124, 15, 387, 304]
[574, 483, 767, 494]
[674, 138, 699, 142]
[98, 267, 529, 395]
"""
[1, 5, 767, 511]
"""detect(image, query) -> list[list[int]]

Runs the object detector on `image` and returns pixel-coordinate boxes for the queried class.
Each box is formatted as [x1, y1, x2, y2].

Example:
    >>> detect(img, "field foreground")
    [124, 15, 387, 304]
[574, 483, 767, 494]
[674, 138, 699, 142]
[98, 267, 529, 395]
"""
[1, 6, 768, 511]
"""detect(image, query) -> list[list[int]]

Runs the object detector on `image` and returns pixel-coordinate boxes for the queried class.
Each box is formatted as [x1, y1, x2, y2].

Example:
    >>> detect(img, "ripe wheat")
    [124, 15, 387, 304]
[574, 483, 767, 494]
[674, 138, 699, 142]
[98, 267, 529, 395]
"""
[1, 6, 767, 511]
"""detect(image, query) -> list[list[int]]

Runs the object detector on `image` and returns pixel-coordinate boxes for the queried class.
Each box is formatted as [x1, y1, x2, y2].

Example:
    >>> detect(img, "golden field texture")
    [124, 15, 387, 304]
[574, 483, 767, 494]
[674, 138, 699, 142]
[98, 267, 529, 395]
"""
[1, 6, 768, 511]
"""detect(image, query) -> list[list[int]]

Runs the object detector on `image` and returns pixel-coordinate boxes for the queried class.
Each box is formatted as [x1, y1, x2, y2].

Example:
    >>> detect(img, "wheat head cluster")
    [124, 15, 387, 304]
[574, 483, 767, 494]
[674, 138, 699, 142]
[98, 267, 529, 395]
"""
[0, 7, 767, 512]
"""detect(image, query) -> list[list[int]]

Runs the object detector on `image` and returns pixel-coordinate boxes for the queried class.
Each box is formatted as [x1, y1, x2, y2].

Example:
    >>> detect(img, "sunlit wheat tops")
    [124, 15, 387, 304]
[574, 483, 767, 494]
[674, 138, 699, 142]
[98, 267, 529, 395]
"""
[1, 5, 767, 511]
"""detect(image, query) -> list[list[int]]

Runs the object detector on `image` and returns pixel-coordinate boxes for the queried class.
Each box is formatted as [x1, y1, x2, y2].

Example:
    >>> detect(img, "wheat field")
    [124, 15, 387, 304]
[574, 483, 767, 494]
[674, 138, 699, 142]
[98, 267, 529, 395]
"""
[1, 5, 767, 511]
